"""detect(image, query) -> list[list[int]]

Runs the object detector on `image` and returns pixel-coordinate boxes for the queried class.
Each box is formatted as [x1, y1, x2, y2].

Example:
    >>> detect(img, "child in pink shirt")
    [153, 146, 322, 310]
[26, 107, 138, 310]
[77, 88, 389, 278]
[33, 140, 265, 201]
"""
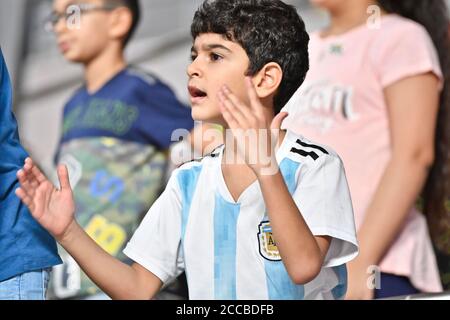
[283, 0, 449, 298]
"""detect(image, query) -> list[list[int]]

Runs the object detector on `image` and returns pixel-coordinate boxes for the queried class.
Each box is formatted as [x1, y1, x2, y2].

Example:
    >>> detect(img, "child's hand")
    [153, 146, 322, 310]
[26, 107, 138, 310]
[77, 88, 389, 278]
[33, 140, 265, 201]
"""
[15, 158, 76, 241]
[218, 77, 288, 176]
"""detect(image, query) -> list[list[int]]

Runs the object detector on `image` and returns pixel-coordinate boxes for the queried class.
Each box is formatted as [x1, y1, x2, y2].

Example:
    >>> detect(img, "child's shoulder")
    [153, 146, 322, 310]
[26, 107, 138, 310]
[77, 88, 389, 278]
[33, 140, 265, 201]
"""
[281, 130, 343, 168]
[121, 66, 185, 106]
[380, 14, 429, 35]
[371, 14, 431, 48]
[172, 145, 222, 175]
[124, 66, 171, 91]
[178, 145, 222, 169]
[166, 146, 221, 192]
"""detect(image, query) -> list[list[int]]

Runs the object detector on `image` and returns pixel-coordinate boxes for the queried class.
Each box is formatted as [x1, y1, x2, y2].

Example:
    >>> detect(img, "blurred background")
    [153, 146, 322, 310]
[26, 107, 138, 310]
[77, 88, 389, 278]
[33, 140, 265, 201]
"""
[0, 0, 328, 172]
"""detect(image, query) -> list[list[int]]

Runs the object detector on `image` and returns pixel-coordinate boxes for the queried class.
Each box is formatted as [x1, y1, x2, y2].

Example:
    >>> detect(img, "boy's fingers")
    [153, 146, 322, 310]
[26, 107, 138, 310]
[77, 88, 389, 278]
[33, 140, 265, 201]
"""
[271, 112, 289, 131]
[221, 106, 239, 130]
[17, 169, 32, 192]
[17, 169, 27, 184]
[29, 160, 47, 184]
[15, 188, 34, 210]
[57, 165, 71, 191]
[17, 168, 39, 195]
[245, 77, 263, 114]
[23, 158, 46, 186]
[219, 100, 239, 130]
[218, 90, 247, 128]
[15, 187, 27, 201]
[222, 86, 253, 120]
[34, 186, 46, 218]
[23, 158, 36, 175]
[271, 112, 289, 148]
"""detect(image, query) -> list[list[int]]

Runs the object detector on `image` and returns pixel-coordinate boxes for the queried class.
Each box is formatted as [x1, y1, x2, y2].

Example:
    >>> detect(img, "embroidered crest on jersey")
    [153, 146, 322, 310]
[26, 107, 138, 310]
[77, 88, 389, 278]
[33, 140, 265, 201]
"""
[258, 221, 281, 261]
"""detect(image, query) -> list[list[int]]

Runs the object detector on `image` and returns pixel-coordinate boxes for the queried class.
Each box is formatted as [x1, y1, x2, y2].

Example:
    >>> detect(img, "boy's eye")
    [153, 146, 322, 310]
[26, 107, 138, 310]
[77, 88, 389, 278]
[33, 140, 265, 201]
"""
[190, 54, 197, 62]
[210, 53, 223, 61]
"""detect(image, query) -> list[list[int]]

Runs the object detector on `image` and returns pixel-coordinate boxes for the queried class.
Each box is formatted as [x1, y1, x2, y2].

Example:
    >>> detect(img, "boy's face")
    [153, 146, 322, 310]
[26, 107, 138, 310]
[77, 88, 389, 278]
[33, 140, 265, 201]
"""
[188, 33, 252, 126]
[52, 0, 115, 63]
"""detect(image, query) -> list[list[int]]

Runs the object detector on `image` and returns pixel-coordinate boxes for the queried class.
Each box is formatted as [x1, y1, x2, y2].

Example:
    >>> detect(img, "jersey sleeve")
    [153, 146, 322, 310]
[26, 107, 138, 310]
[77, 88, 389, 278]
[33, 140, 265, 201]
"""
[0, 48, 29, 197]
[123, 171, 184, 283]
[292, 154, 359, 268]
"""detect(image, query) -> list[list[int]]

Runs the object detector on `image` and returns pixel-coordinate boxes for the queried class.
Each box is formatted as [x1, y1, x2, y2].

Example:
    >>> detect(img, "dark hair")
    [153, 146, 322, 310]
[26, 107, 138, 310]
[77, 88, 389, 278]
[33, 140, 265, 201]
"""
[378, 0, 450, 247]
[108, 0, 140, 46]
[191, 0, 310, 114]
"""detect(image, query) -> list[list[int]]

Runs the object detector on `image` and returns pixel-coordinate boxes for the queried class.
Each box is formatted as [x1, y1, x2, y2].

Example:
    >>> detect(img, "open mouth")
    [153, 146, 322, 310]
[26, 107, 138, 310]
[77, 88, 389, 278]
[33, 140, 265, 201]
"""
[188, 86, 207, 100]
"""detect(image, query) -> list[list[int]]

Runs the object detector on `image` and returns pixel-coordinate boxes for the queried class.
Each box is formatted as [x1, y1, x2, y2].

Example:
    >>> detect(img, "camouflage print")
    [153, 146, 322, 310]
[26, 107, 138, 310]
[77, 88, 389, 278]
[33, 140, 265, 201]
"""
[48, 137, 167, 299]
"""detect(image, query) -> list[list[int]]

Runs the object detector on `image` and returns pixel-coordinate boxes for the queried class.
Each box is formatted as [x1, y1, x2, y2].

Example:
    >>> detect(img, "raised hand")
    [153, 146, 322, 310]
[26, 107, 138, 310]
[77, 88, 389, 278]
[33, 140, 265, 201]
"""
[217, 77, 288, 176]
[15, 158, 76, 240]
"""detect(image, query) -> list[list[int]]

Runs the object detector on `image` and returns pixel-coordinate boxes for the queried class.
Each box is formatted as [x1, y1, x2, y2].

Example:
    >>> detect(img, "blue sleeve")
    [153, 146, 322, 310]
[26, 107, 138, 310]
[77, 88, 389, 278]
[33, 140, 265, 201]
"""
[0, 49, 62, 276]
[0, 49, 29, 199]
[136, 81, 194, 150]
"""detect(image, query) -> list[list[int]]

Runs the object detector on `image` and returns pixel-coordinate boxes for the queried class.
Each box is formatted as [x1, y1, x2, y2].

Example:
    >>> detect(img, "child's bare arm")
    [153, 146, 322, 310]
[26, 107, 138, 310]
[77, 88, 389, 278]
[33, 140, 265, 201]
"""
[257, 172, 331, 284]
[59, 221, 162, 299]
[218, 78, 331, 284]
[15, 158, 162, 299]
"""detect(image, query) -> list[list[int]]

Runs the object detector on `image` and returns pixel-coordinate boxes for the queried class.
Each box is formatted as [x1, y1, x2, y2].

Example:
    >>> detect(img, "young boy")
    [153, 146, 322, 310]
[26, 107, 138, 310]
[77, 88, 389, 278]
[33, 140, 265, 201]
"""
[17, 0, 358, 299]
[0, 48, 61, 300]
[45, 0, 194, 299]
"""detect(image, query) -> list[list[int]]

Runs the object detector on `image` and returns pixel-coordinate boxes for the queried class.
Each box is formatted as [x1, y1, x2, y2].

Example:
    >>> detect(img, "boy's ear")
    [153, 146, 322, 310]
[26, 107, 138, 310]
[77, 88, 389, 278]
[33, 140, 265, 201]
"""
[253, 62, 283, 99]
[108, 7, 133, 43]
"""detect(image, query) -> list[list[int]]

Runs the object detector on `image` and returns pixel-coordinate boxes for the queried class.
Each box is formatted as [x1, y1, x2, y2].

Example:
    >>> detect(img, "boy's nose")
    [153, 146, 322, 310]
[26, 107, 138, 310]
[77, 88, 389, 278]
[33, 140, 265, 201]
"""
[53, 17, 67, 34]
[187, 60, 202, 78]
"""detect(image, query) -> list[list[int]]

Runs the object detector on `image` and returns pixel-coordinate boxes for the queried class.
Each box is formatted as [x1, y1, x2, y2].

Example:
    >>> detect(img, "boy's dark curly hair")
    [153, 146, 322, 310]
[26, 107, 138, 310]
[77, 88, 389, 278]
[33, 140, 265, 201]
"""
[191, 0, 310, 114]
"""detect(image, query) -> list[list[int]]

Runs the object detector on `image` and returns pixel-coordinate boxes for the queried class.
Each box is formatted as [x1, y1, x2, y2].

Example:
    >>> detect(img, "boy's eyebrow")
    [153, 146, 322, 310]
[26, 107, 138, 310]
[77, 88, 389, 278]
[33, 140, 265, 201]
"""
[191, 44, 232, 53]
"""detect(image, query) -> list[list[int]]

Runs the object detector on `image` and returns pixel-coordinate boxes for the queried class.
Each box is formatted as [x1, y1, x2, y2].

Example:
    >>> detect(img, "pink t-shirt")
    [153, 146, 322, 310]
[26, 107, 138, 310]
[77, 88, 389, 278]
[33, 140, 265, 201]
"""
[282, 14, 443, 293]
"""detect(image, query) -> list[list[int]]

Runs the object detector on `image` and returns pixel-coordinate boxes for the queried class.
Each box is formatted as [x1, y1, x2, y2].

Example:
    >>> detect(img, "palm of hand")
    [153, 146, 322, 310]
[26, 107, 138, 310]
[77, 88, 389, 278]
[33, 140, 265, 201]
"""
[218, 77, 288, 175]
[16, 159, 76, 239]
[34, 181, 75, 238]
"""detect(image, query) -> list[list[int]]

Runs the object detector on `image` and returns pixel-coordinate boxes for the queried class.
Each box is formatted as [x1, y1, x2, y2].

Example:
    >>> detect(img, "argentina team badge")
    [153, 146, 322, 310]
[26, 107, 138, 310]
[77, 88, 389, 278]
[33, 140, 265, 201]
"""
[258, 221, 281, 261]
